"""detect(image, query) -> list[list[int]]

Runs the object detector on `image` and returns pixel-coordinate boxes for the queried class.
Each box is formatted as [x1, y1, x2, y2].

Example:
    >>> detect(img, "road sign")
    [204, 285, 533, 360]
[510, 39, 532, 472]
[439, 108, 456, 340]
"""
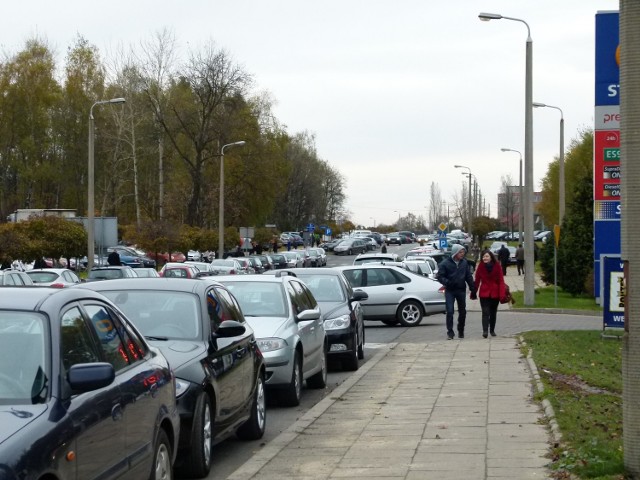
[306, 223, 315, 232]
[326, 228, 332, 236]
[438, 222, 447, 232]
[439, 239, 448, 250]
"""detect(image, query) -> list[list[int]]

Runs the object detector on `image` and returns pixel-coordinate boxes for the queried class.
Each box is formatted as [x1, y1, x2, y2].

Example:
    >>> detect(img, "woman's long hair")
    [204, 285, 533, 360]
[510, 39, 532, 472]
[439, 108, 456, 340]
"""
[481, 249, 497, 264]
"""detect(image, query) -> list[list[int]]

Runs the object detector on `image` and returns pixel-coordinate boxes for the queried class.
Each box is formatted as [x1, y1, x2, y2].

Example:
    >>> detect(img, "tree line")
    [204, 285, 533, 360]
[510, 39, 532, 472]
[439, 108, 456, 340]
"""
[0, 31, 347, 246]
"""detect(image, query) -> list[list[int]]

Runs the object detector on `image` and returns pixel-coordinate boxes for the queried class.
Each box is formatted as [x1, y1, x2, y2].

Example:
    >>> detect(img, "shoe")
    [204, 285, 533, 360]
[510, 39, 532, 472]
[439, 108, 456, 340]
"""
[490, 331, 496, 337]
[447, 334, 454, 340]
[482, 332, 488, 338]
[458, 334, 464, 339]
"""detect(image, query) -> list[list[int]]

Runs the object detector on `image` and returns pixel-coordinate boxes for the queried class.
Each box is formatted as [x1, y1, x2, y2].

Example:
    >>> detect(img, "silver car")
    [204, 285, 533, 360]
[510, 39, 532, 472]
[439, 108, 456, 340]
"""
[218, 272, 327, 406]
[210, 259, 245, 274]
[336, 264, 446, 327]
[26, 268, 81, 287]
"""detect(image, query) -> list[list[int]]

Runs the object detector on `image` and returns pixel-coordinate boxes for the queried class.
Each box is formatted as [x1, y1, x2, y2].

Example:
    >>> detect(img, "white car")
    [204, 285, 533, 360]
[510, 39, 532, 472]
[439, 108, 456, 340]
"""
[26, 268, 81, 288]
[187, 250, 202, 261]
[353, 252, 400, 265]
[336, 264, 445, 327]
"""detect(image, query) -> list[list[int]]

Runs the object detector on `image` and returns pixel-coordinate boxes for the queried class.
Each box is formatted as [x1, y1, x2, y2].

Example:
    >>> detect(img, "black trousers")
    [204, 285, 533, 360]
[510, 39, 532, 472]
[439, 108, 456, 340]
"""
[480, 297, 500, 333]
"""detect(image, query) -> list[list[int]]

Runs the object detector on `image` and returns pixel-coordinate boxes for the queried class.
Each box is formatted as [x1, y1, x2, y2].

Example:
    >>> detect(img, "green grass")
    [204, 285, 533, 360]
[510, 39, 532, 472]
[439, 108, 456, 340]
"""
[521, 330, 623, 479]
[511, 286, 602, 311]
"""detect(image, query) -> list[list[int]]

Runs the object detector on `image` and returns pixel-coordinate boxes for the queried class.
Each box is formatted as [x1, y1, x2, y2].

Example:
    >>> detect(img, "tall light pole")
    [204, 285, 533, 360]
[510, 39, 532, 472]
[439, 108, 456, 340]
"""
[87, 97, 126, 271]
[454, 165, 472, 233]
[533, 102, 565, 223]
[218, 141, 246, 258]
[501, 148, 524, 243]
[480, 12, 534, 305]
[370, 217, 376, 228]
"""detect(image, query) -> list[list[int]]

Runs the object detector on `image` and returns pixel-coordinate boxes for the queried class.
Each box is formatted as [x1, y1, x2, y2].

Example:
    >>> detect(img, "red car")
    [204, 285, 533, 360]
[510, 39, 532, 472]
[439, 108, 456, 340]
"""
[147, 251, 187, 264]
[159, 263, 200, 278]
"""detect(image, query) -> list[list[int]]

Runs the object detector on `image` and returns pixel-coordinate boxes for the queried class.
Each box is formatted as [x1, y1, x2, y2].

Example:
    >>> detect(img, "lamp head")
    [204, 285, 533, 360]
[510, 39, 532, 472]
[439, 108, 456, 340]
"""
[532, 102, 546, 108]
[500, 148, 510, 152]
[478, 12, 502, 21]
[233, 141, 246, 146]
[109, 98, 126, 104]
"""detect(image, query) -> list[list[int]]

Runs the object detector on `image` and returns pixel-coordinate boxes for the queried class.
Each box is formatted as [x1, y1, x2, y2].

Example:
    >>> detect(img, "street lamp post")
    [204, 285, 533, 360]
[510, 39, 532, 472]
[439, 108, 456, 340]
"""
[533, 102, 565, 223]
[454, 165, 472, 233]
[479, 12, 534, 306]
[87, 97, 126, 271]
[218, 141, 246, 258]
[501, 148, 524, 243]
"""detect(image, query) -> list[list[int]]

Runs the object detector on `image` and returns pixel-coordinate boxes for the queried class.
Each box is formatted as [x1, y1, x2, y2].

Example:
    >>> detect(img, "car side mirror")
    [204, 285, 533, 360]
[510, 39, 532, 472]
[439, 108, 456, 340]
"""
[296, 308, 321, 322]
[213, 320, 246, 338]
[351, 290, 369, 302]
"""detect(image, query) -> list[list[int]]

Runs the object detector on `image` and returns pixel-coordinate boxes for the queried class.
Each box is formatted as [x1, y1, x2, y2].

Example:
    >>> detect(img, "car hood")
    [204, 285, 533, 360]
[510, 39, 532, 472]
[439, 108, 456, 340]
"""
[318, 301, 349, 319]
[244, 317, 290, 339]
[0, 404, 48, 445]
[147, 340, 206, 371]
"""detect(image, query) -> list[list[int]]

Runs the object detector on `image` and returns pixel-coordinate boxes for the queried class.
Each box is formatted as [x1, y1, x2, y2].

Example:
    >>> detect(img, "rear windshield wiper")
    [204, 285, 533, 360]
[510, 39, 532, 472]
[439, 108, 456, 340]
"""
[145, 335, 169, 341]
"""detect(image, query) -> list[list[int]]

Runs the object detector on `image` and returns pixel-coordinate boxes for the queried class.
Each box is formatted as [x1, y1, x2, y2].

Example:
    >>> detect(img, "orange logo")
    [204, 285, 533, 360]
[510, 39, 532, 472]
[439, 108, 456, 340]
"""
[616, 45, 620, 67]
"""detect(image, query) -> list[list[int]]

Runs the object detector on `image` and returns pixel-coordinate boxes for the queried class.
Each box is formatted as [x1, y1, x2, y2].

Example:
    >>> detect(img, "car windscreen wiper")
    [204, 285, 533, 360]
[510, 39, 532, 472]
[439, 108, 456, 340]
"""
[145, 335, 169, 341]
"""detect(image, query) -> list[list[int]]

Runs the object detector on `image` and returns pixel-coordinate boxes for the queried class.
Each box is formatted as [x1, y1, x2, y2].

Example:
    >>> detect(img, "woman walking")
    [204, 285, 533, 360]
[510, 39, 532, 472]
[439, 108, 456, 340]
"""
[472, 249, 506, 338]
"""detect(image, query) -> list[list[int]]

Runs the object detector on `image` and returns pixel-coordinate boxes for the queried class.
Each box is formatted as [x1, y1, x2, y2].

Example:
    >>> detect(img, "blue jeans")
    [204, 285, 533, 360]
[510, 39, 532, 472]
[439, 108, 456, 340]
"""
[445, 289, 467, 337]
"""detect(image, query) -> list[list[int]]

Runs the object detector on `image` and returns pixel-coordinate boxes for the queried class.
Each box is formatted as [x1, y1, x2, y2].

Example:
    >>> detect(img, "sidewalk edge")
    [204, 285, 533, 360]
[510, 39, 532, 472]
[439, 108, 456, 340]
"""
[226, 343, 397, 480]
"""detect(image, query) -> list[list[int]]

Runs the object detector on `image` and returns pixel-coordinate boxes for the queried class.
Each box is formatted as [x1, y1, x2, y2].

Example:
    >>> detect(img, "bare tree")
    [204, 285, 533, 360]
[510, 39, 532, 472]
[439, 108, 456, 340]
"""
[498, 174, 517, 235]
[428, 182, 443, 231]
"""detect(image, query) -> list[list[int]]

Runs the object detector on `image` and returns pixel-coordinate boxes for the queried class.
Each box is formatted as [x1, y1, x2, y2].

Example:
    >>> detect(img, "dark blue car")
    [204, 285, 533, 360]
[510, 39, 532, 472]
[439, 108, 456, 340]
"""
[0, 287, 180, 480]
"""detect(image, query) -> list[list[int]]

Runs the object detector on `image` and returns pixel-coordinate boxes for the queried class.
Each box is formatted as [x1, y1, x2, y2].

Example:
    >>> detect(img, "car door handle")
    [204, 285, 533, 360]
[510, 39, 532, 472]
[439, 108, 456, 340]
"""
[397, 287, 405, 291]
[235, 347, 247, 358]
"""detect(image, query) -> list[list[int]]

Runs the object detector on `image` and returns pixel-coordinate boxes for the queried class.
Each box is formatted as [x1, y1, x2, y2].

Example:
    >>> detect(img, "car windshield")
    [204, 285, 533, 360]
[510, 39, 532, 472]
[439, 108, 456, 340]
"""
[211, 260, 235, 267]
[89, 269, 127, 280]
[0, 312, 48, 405]
[223, 282, 287, 317]
[101, 291, 200, 340]
[26, 271, 59, 283]
[296, 275, 345, 303]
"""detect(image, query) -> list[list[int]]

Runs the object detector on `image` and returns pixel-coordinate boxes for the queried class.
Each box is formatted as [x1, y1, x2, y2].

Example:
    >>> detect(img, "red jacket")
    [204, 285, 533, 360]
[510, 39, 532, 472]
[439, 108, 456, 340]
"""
[474, 260, 506, 300]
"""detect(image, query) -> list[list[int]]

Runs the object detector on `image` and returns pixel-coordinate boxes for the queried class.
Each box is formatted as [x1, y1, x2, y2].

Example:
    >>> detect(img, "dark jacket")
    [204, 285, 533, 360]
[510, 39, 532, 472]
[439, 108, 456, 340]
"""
[498, 245, 510, 265]
[436, 257, 475, 292]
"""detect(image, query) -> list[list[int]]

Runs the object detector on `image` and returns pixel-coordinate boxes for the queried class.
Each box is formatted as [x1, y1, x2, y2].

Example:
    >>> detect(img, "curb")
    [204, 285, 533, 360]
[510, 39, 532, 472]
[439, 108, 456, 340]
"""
[512, 308, 601, 317]
[226, 343, 397, 480]
[519, 336, 563, 443]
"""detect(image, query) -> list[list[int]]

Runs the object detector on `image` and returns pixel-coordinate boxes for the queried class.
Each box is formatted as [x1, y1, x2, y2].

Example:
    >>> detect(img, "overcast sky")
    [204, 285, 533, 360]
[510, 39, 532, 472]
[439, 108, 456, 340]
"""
[3, 0, 619, 227]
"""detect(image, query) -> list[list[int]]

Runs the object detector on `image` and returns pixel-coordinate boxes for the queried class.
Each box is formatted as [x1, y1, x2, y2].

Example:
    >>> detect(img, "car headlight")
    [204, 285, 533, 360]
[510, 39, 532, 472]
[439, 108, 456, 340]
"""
[175, 378, 190, 398]
[324, 314, 351, 330]
[257, 337, 288, 352]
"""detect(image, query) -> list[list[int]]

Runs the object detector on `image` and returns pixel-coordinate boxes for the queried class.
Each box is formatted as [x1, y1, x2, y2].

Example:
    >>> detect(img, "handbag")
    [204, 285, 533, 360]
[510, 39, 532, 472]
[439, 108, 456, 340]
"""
[500, 284, 515, 305]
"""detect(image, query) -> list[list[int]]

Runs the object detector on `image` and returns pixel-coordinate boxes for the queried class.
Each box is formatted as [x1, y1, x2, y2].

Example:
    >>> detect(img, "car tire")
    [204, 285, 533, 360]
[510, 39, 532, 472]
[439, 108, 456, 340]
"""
[357, 327, 365, 360]
[237, 374, 266, 440]
[307, 349, 327, 389]
[342, 331, 359, 371]
[381, 319, 399, 326]
[396, 300, 424, 327]
[151, 429, 173, 480]
[177, 392, 213, 478]
[280, 352, 303, 406]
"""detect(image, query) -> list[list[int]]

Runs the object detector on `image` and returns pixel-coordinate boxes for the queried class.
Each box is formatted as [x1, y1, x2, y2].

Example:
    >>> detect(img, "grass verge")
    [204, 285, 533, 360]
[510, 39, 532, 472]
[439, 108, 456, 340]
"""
[521, 330, 623, 479]
[512, 286, 602, 311]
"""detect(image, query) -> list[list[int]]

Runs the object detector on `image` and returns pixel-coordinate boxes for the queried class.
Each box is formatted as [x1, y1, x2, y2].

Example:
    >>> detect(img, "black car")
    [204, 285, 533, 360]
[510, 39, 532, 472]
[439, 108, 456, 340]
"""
[0, 287, 180, 480]
[80, 278, 266, 478]
[87, 265, 138, 281]
[278, 268, 368, 371]
[107, 245, 157, 268]
[269, 253, 288, 269]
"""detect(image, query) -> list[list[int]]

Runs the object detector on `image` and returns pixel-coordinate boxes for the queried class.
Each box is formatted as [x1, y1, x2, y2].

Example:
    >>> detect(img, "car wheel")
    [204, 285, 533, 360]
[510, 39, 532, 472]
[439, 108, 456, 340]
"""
[397, 300, 424, 327]
[357, 326, 365, 360]
[151, 429, 173, 480]
[342, 331, 359, 371]
[177, 392, 213, 478]
[381, 319, 399, 326]
[237, 374, 266, 440]
[307, 349, 327, 388]
[280, 351, 303, 406]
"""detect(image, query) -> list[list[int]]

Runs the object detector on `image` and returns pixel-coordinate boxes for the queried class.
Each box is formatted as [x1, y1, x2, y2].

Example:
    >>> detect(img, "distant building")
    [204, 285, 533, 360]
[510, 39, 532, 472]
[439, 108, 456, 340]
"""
[7, 209, 77, 222]
[497, 190, 544, 231]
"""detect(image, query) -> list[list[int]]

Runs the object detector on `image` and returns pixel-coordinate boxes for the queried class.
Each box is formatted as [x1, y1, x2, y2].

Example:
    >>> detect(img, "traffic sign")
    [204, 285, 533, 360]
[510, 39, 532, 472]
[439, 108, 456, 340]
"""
[439, 239, 448, 250]
[306, 223, 315, 232]
[326, 228, 332, 236]
[438, 222, 447, 232]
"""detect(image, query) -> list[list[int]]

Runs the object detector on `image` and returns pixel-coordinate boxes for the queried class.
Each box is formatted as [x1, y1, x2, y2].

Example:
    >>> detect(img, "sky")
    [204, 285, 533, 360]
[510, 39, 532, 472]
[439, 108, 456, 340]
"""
[2, 0, 619, 228]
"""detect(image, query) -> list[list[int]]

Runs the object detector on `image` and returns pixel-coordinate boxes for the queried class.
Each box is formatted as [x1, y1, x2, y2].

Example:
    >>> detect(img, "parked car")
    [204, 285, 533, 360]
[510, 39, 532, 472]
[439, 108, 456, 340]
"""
[146, 250, 187, 264]
[80, 278, 266, 478]
[218, 272, 327, 406]
[185, 261, 217, 276]
[308, 247, 327, 267]
[398, 231, 417, 243]
[133, 267, 161, 278]
[159, 263, 201, 278]
[246, 256, 265, 274]
[0, 287, 180, 480]
[279, 268, 368, 371]
[86, 265, 137, 281]
[187, 250, 202, 261]
[401, 260, 436, 278]
[386, 232, 411, 245]
[353, 252, 400, 265]
[256, 254, 274, 271]
[333, 238, 368, 256]
[26, 268, 80, 288]
[107, 245, 157, 268]
[269, 253, 289, 269]
[282, 251, 305, 268]
[0, 269, 34, 286]
[235, 257, 256, 274]
[336, 264, 446, 327]
[210, 258, 244, 275]
[319, 238, 342, 252]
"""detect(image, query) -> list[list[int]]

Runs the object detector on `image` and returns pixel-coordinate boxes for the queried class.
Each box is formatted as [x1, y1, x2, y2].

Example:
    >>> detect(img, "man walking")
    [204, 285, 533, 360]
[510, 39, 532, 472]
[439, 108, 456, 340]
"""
[515, 243, 525, 275]
[498, 244, 510, 276]
[436, 244, 476, 340]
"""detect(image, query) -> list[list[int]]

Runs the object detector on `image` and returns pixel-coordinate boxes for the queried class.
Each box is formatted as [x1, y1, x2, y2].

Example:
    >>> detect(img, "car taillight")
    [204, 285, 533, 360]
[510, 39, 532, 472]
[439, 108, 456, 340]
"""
[230, 269, 236, 274]
[438, 286, 445, 294]
[50, 283, 65, 288]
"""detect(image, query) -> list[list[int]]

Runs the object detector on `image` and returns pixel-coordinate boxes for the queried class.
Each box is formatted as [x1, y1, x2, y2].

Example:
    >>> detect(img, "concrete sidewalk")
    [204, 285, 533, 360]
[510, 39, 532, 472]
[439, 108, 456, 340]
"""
[227, 338, 552, 479]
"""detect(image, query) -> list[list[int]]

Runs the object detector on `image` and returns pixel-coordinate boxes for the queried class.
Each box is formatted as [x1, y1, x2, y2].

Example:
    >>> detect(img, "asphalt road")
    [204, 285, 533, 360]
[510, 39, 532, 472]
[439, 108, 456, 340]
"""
[196, 243, 601, 480]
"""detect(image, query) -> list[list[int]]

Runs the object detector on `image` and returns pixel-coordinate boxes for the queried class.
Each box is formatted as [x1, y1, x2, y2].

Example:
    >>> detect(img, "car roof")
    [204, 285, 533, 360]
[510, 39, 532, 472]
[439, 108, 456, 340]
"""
[0, 286, 107, 310]
[270, 268, 341, 277]
[78, 277, 225, 293]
